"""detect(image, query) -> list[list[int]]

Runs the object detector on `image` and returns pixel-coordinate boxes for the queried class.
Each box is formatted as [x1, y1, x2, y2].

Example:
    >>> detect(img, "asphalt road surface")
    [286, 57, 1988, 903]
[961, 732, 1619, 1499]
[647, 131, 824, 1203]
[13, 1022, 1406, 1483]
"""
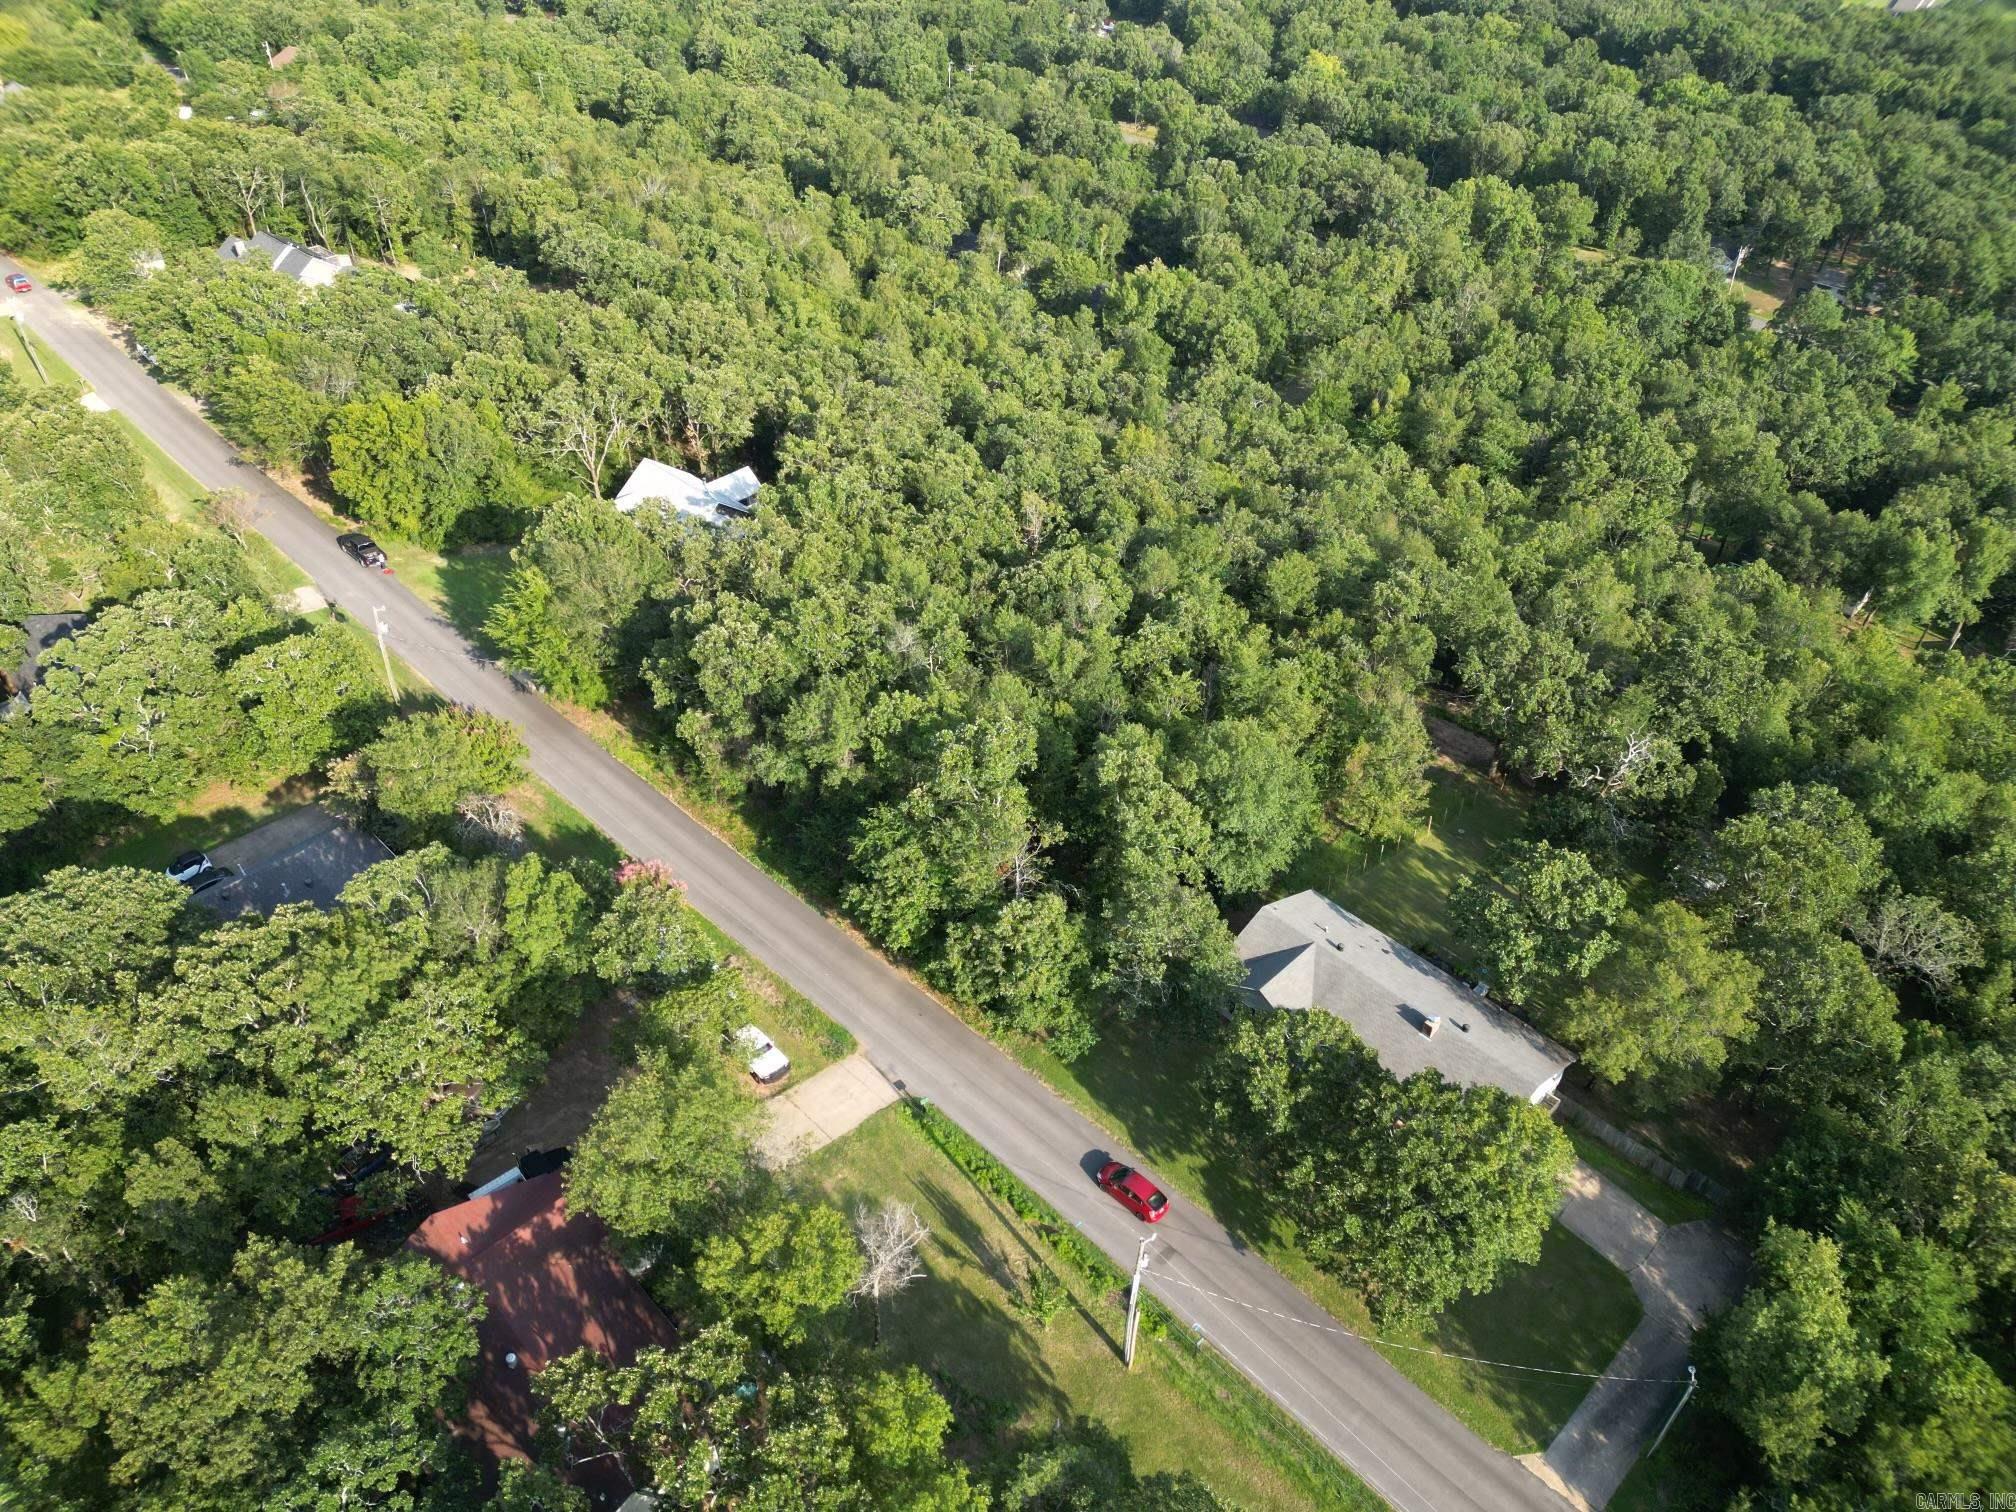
[7, 265, 1574, 1512]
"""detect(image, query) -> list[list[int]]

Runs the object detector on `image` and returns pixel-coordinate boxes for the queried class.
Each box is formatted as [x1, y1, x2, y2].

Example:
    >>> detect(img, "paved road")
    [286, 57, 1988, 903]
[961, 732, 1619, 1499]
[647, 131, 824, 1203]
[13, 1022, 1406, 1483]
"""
[7, 267, 1573, 1512]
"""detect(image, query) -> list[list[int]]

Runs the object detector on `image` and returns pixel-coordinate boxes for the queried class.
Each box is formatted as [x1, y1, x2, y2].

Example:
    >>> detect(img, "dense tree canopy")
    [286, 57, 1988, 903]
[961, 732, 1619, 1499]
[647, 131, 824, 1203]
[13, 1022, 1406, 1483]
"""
[1212, 1009, 1572, 1322]
[4, 0, 2016, 1498]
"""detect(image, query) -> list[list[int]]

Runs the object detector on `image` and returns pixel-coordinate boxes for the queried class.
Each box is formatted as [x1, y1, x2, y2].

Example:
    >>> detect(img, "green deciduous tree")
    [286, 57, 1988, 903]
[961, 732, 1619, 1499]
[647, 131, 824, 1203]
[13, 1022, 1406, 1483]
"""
[533, 1326, 979, 1508]
[326, 391, 509, 547]
[692, 1201, 861, 1345]
[1552, 901, 1761, 1100]
[79, 1238, 480, 1509]
[226, 620, 387, 774]
[334, 708, 526, 842]
[73, 208, 165, 305]
[1712, 1224, 1886, 1482]
[1213, 1010, 1572, 1322]
[937, 891, 1093, 1053]
[1186, 717, 1318, 894]
[1691, 784, 1884, 936]
[486, 494, 669, 706]
[1451, 841, 1626, 1005]
[846, 716, 1047, 954]
[1087, 724, 1238, 1016]
[29, 589, 262, 816]
[567, 1050, 760, 1243]
[591, 860, 710, 987]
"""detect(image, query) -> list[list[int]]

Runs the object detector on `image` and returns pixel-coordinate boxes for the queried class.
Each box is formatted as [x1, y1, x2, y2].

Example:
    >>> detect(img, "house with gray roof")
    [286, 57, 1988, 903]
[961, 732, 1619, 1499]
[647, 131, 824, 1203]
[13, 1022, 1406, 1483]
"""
[217, 232, 352, 287]
[1235, 889, 1575, 1104]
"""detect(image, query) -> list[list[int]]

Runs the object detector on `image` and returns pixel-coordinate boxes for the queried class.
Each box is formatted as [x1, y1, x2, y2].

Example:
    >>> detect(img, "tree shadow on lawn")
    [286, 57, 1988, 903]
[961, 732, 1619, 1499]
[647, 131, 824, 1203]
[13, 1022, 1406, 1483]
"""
[913, 1172, 1122, 1361]
[1408, 1222, 1645, 1451]
[1042, 1014, 1295, 1261]
[433, 546, 513, 655]
[862, 1193, 1075, 1433]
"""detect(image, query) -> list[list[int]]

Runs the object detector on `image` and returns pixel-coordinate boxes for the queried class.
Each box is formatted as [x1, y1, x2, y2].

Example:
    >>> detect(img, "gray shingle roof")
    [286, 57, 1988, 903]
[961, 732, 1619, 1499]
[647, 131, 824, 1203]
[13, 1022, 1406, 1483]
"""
[1235, 890, 1575, 1103]
[216, 232, 349, 283]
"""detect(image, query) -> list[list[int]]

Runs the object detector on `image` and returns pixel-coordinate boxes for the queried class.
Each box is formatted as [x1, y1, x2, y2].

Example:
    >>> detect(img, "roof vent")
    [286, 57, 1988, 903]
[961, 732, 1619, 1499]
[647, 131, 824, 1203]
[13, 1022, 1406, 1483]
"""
[1420, 1014, 1442, 1040]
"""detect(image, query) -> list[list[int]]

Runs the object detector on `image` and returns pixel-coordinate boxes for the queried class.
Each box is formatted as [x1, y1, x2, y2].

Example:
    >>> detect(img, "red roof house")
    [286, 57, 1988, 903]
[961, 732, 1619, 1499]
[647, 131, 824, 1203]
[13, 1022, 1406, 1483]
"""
[405, 1173, 675, 1501]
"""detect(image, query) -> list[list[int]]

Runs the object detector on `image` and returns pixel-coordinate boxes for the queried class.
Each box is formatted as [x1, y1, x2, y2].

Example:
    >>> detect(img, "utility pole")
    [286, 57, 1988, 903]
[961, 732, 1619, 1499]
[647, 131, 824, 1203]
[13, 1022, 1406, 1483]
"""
[1648, 1365, 1697, 1458]
[371, 604, 398, 701]
[1124, 1234, 1156, 1370]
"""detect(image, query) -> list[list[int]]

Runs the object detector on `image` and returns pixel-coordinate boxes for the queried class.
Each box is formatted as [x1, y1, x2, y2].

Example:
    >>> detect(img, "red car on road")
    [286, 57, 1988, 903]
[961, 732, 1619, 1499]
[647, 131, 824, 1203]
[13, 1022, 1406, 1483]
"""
[4, 274, 30, 293]
[1096, 1160, 1170, 1223]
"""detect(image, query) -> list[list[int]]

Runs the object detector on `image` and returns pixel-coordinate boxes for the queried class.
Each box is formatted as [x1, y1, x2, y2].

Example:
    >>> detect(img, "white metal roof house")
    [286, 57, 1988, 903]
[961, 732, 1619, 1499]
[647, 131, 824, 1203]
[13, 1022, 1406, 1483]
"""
[1235, 890, 1575, 1104]
[613, 458, 760, 527]
[216, 232, 352, 287]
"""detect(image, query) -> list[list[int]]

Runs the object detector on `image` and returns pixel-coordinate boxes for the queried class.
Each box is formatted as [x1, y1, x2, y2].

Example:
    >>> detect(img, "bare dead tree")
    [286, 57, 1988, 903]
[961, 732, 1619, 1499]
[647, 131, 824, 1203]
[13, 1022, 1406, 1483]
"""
[296, 171, 336, 248]
[1572, 730, 1660, 800]
[204, 488, 260, 548]
[453, 794, 526, 855]
[209, 159, 281, 234]
[1849, 890, 1982, 992]
[850, 1198, 929, 1345]
[537, 368, 655, 499]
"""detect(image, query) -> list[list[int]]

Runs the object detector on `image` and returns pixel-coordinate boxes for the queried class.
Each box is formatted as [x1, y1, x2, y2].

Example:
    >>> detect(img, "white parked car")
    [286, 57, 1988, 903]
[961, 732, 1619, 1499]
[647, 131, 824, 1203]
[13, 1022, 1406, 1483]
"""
[166, 849, 213, 884]
[733, 1024, 791, 1086]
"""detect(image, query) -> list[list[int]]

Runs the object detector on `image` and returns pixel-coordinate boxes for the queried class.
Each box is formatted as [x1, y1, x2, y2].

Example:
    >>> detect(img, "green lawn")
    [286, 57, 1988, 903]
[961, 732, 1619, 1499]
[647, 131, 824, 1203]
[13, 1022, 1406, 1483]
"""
[1566, 1129, 1716, 1227]
[513, 778, 622, 871]
[90, 779, 316, 874]
[801, 1107, 1380, 1510]
[1017, 1020, 1642, 1453]
[1, 315, 79, 388]
[382, 539, 514, 651]
[1278, 763, 1528, 967]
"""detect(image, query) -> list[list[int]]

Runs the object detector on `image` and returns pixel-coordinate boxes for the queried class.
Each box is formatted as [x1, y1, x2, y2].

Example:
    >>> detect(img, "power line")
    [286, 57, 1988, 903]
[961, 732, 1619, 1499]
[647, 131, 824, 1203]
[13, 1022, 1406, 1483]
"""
[1149, 1269, 1692, 1384]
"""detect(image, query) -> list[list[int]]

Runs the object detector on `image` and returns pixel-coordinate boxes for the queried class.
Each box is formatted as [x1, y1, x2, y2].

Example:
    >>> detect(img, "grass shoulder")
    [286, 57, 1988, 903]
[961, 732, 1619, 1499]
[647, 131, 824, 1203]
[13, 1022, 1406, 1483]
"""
[800, 1105, 1380, 1511]
[1014, 1018, 1641, 1454]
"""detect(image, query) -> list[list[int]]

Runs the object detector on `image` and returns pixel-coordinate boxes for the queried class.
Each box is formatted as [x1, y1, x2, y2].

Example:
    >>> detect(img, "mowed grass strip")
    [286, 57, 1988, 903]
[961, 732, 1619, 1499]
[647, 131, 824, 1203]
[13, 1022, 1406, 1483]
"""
[801, 1107, 1380, 1511]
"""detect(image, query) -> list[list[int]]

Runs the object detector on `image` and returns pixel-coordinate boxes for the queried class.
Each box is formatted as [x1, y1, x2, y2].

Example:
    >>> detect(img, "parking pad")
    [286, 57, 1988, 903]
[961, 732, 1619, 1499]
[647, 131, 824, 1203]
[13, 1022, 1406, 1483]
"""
[195, 809, 393, 919]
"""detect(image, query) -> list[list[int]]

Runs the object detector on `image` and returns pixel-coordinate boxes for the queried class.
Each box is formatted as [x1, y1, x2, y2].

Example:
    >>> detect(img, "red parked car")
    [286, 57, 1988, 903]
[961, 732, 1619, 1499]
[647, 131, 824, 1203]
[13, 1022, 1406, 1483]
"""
[4, 274, 31, 293]
[1096, 1160, 1170, 1223]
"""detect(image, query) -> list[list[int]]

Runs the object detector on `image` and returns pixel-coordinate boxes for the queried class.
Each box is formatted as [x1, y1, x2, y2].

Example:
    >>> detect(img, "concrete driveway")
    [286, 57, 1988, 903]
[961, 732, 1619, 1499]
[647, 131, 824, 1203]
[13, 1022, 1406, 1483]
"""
[755, 1053, 900, 1167]
[1527, 1164, 1747, 1509]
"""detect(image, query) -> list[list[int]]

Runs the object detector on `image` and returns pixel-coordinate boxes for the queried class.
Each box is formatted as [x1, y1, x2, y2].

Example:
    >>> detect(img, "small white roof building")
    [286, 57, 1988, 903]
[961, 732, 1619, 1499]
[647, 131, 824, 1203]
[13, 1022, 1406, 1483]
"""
[1236, 890, 1575, 1104]
[613, 459, 760, 527]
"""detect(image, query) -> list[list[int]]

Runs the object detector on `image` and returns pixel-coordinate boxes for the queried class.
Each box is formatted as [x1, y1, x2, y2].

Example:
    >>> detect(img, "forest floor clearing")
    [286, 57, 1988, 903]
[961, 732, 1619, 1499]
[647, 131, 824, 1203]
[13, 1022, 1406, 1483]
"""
[801, 1106, 1381, 1511]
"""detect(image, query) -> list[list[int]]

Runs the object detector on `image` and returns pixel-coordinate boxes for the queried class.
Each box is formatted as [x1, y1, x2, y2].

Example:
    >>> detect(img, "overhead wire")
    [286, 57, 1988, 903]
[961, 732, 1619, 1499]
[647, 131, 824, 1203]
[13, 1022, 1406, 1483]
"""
[1148, 1268, 1694, 1384]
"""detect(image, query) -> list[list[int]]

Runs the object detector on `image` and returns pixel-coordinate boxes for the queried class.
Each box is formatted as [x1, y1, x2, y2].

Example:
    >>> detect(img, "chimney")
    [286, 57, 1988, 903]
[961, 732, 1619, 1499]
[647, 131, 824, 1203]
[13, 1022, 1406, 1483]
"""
[1420, 1014, 1442, 1040]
